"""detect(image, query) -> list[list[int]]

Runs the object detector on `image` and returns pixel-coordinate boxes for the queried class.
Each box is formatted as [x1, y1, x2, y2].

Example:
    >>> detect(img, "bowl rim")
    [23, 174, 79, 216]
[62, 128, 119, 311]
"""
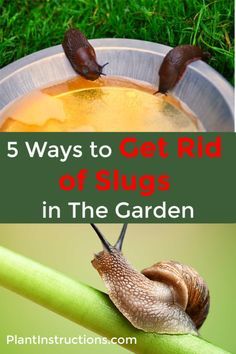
[0, 38, 234, 126]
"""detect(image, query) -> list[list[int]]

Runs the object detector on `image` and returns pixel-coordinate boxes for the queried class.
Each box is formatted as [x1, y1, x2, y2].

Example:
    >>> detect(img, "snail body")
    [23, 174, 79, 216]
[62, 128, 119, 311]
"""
[62, 28, 108, 80]
[91, 224, 209, 335]
[158, 45, 210, 93]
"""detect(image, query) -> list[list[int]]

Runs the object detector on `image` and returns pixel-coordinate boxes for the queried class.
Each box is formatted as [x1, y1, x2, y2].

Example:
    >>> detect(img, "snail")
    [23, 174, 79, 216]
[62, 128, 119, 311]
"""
[91, 223, 210, 335]
[62, 28, 108, 81]
[156, 45, 211, 94]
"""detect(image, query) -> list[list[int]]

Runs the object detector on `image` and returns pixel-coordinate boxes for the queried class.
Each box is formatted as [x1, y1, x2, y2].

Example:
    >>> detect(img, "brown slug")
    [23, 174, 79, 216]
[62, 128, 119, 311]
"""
[62, 28, 108, 81]
[157, 45, 210, 94]
[90, 224, 210, 335]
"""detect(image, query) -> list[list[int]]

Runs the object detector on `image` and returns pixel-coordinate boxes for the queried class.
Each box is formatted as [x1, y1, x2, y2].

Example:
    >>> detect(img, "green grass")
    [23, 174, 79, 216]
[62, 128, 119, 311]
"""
[0, 0, 234, 85]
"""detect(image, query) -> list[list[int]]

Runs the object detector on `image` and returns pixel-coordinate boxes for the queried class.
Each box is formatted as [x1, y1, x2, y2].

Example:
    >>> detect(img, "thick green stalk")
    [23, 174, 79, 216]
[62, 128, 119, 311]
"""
[0, 246, 230, 354]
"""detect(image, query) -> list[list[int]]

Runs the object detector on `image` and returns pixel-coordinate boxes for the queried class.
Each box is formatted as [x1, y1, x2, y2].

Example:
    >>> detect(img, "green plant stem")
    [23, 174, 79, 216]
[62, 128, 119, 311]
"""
[0, 246, 230, 354]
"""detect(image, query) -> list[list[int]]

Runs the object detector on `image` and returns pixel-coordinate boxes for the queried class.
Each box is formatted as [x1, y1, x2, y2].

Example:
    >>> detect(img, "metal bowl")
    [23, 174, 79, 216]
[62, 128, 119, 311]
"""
[0, 38, 234, 131]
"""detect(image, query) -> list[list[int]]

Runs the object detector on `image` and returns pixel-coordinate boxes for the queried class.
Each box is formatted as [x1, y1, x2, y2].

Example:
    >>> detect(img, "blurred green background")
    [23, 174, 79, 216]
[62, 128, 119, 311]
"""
[0, 224, 235, 353]
[0, 0, 234, 84]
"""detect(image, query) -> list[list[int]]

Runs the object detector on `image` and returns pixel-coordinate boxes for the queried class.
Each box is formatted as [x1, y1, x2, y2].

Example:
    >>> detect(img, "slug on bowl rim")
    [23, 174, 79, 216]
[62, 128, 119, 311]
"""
[0, 38, 234, 131]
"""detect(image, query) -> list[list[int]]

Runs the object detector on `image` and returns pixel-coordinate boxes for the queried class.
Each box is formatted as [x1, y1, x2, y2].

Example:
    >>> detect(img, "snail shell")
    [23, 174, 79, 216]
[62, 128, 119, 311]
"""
[142, 260, 210, 329]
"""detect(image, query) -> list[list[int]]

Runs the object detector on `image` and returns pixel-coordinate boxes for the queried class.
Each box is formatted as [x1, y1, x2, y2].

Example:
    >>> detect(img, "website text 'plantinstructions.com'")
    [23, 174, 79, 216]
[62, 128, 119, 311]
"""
[6, 335, 137, 346]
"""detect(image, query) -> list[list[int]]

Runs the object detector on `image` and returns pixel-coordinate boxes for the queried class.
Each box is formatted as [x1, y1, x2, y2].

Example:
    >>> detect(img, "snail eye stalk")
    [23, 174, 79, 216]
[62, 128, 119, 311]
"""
[90, 224, 112, 252]
[115, 224, 128, 251]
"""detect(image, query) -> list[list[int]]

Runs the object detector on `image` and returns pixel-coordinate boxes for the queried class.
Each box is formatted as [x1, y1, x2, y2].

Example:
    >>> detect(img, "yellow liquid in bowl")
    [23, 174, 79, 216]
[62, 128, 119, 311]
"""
[0, 77, 202, 132]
